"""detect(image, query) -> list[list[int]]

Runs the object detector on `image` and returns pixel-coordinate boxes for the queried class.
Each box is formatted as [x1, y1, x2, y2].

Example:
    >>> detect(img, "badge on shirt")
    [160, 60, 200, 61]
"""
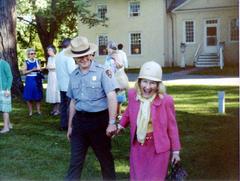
[105, 69, 112, 78]
[92, 76, 97, 81]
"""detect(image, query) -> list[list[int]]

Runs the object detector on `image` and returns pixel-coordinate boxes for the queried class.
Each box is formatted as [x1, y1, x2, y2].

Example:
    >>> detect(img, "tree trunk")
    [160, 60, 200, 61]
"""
[35, 0, 58, 61]
[0, 0, 23, 96]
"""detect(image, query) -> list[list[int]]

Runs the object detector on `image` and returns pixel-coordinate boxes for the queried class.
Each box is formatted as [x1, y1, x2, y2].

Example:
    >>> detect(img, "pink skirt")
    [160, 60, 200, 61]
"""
[130, 133, 170, 181]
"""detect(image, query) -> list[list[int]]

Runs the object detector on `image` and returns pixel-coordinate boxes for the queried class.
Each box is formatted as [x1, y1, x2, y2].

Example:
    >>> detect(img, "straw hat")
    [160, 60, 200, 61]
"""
[64, 36, 98, 57]
[138, 61, 162, 82]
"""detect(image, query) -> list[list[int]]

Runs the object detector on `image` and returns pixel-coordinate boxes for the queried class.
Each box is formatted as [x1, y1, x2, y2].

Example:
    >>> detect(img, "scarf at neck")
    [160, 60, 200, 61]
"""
[136, 93, 156, 144]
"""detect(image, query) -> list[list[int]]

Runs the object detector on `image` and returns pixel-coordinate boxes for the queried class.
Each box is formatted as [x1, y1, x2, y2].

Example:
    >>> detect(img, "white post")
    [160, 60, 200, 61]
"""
[219, 47, 223, 70]
[180, 43, 186, 68]
[180, 52, 185, 68]
[218, 91, 225, 114]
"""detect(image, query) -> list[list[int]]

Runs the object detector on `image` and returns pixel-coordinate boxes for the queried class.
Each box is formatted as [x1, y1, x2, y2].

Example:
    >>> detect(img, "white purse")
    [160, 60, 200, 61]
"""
[114, 67, 129, 89]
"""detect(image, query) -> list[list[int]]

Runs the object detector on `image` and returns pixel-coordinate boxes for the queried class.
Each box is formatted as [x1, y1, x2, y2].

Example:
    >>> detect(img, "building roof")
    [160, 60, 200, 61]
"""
[167, 0, 188, 12]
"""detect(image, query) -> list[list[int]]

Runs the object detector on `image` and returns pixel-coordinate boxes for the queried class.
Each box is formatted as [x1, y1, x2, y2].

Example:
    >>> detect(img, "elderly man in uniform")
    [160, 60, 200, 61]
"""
[64, 36, 118, 181]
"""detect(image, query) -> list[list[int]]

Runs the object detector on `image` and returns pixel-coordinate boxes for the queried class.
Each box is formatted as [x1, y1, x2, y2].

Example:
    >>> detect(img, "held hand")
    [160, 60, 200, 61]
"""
[106, 124, 117, 137]
[116, 124, 124, 135]
[67, 127, 72, 142]
[171, 152, 181, 165]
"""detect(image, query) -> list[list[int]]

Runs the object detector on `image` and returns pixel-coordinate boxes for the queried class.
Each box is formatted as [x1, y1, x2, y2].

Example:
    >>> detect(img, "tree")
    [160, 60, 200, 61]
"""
[17, 0, 107, 59]
[0, 0, 23, 96]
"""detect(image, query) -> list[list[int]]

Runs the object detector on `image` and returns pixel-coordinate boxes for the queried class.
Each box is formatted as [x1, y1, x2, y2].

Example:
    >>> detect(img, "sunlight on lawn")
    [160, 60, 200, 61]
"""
[0, 85, 238, 180]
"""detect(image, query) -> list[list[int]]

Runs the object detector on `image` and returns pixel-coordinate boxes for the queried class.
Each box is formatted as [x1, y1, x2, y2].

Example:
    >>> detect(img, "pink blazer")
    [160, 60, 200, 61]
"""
[120, 89, 181, 154]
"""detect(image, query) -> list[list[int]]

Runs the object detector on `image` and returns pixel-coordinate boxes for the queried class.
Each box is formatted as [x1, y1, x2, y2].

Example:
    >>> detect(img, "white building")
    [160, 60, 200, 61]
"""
[78, 0, 239, 68]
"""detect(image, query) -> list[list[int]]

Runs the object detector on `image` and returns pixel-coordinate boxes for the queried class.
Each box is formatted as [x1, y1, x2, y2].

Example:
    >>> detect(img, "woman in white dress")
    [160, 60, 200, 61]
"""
[46, 45, 60, 115]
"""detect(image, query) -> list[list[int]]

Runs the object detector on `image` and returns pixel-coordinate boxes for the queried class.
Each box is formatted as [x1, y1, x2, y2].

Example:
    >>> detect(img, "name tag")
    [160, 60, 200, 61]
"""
[92, 76, 97, 81]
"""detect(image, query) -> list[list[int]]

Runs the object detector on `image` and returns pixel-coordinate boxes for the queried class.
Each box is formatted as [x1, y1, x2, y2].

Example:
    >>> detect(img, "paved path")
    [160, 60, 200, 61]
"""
[23, 68, 239, 86]
[127, 68, 240, 86]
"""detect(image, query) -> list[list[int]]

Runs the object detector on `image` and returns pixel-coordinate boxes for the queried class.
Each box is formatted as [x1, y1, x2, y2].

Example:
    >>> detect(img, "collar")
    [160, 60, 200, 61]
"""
[89, 60, 97, 72]
[135, 93, 163, 106]
[27, 59, 36, 63]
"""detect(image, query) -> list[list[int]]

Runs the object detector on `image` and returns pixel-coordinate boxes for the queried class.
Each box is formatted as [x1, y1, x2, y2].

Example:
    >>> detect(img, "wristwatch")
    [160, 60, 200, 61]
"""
[109, 119, 116, 125]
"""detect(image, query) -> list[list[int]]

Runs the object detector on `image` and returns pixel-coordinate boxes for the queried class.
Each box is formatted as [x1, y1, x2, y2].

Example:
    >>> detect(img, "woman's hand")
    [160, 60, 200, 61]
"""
[32, 67, 41, 72]
[116, 124, 124, 135]
[171, 152, 180, 165]
[106, 124, 117, 137]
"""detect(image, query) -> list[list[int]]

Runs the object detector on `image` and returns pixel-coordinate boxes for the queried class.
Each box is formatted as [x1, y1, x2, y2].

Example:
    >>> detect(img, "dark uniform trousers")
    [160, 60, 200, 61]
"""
[60, 91, 70, 129]
[65, 109, 116, 181]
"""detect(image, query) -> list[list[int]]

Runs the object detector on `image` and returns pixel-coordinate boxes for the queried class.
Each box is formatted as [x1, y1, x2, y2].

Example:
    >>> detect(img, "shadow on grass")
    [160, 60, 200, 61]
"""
[177, 107, 238, 180]
[0, 85, 238, 180]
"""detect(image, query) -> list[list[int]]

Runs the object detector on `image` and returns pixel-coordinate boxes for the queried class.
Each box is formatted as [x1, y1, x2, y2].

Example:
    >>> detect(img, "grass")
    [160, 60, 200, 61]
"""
[190, 65, 239, 76]
[0, 85, 239, 181]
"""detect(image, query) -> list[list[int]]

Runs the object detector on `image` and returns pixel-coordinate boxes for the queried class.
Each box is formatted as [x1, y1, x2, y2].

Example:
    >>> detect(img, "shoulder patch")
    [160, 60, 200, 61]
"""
[105, 69, 113, 78]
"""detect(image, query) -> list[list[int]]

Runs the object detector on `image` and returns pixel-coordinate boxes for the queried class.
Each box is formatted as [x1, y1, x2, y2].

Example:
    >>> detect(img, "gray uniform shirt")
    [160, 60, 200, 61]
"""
[67, 61, 118, 112]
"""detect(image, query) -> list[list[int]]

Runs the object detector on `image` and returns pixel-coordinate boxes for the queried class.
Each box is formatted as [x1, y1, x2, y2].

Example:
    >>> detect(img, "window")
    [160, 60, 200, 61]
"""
[184, 21, 194, 43]
[230, 18, 239, 41]
[130, 33, 141, 55]
[98, 35, 108, 56]
[129, 2, 140, 17]
[206, 20, 217, 24]
[97, 5, 107, 20]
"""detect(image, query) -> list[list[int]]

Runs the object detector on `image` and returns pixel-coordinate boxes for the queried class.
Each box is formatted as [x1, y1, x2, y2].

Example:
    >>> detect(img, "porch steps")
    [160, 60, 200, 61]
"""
[195, 53, 219, 67]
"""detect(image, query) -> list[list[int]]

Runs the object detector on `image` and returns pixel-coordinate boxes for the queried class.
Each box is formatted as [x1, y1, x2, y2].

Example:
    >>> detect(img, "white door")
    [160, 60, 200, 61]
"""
[204, 19, 218, 53]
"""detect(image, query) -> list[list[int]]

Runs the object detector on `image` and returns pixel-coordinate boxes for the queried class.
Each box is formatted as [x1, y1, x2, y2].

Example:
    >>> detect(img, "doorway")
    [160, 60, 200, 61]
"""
[204, 19, 219, 53]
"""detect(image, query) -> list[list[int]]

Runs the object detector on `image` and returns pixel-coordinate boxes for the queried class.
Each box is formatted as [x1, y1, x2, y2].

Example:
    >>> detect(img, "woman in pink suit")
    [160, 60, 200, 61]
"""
[117, 61, 181, 181]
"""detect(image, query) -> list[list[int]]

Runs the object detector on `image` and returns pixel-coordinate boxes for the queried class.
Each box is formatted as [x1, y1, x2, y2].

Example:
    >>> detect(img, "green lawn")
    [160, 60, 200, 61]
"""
[0, 85, 239, 181]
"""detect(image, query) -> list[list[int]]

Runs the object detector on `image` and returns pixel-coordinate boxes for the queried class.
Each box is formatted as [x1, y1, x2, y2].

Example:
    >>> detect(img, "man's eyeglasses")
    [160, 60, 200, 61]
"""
[28, 52, 36, 55]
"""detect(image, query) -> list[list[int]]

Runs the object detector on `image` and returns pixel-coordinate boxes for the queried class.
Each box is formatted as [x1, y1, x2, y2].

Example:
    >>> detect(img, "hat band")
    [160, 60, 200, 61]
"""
[71, 46, 90, 54]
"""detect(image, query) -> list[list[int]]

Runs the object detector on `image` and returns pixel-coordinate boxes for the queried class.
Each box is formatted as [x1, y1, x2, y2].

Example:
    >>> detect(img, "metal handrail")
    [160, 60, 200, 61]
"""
[194, 42, 202, 65]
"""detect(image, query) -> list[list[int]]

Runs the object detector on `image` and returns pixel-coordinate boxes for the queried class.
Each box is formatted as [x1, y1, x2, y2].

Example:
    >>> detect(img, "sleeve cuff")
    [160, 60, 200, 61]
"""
[117, 124, 124, 129]
[172, 151, 180, 155]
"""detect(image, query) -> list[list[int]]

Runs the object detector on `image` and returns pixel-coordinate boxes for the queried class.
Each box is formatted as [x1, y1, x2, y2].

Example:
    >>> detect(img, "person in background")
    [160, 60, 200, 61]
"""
[117, 43, 128, 69]
[105, 41, 127, 119]
[55, 38, 77, 131]
[0, 55, 13, 133]
[64, 36, 118, 181]
[22, 48, 43, 116]
[46, 45, 60, 115]
[117, 61, 181, 181]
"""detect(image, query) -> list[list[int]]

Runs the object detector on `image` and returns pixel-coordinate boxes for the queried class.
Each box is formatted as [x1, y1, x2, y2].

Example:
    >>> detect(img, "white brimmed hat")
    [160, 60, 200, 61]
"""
[138, 61, 162, 82]
[64, 36, 98, 57]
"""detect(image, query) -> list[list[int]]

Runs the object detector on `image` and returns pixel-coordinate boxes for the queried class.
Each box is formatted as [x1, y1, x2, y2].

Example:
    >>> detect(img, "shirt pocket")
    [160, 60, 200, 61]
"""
[86, 82, 103, 100]
[72, 83, 81, 99]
